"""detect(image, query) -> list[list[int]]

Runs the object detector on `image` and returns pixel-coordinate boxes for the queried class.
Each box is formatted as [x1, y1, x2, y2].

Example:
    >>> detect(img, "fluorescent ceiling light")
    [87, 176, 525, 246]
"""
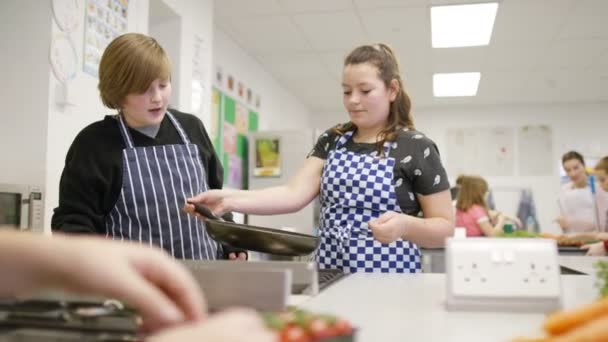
[431, 3, 498, 48]
[433, 72, 481, 97]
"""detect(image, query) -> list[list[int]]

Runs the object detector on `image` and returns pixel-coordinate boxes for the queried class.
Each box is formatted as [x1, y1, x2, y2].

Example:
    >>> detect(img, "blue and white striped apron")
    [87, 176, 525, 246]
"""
[316, 131, 421, 273]
[104, 112, 219, 260]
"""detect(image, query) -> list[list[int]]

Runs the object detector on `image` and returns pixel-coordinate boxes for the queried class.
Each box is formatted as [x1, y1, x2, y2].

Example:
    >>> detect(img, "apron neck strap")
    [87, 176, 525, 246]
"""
[117, 111, 190, 148]
[337, 130, 393, 157]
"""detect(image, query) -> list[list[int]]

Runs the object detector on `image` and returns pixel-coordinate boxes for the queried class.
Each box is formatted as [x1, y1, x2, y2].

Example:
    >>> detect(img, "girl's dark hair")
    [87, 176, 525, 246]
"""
[561, 151, 585, 166]
[334, 43, 413, 156]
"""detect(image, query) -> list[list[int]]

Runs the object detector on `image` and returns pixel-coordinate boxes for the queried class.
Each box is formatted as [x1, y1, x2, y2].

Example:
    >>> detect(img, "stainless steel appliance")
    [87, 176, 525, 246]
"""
[0, 184, 43, 231]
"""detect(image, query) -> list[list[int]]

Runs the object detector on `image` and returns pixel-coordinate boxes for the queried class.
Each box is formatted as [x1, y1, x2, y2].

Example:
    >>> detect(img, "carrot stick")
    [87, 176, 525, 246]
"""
[544, 298, 608, 335]
[549, 315, 608, 342]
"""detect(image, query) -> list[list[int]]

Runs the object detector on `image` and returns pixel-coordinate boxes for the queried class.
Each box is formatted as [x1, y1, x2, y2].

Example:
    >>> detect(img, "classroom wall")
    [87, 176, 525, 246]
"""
[212, 28, 312, 131]
[312, 102, 608, 233]
[0, 1, 52, 187]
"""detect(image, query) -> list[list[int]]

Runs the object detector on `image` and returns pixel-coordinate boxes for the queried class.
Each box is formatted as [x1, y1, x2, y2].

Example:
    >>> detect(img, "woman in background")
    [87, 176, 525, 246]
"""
[455, 175, 520, 237]
[556, 151, 598, 233]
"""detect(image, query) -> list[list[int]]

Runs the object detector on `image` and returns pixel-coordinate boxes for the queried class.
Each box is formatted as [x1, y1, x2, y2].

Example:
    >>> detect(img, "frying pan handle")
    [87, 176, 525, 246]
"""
[188, 202, 222, 221]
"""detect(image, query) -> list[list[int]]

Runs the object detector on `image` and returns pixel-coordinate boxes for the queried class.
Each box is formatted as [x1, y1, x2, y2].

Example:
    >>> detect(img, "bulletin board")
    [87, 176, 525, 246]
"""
[518, 125, 553, 176]
[211, 87, 259, 189]
[446, 127, 515, 177]
[83, 0, 129, 77]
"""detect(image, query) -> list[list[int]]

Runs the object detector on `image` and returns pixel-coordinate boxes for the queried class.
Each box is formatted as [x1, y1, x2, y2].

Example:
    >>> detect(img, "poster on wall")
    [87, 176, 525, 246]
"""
[50, 32, 78, 84]
[519, 125, 553, 176]
[83, 0, 129, 77]
[212, 86, 260, 189]
[235, 103, 249, 134]
[227, 155, 243, 189]
[223, 122, 237, 155]
[52, 0, 80, 32]
[254, 138, 281, 177]
[446, 127, 515, 177]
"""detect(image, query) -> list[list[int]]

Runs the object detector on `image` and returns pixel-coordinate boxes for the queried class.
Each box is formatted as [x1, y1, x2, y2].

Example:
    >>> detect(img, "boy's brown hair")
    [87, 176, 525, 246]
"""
[98, 33, 171, 109]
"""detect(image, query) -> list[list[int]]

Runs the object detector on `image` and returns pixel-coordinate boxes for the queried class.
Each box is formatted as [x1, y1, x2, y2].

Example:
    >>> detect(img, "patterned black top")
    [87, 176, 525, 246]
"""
[309, 125, 450, 215]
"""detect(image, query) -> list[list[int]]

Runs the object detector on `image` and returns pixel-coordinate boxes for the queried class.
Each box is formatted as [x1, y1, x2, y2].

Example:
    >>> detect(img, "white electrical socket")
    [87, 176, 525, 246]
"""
[446, 238, 562, 312]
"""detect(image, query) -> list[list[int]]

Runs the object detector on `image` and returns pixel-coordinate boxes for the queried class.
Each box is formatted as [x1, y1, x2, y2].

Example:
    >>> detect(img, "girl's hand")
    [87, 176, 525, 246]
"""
[369, 211, 408, 244]
[581, 242, 607, 256]
[555, 216, 569, 230]
[186, 190, 233, 218]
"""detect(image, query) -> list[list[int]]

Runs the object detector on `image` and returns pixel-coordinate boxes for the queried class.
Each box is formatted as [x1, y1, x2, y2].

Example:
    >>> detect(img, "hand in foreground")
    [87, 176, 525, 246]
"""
[148, 308, 276, 342]
[581, 241, 607, 256]
[368, 211, 407, 244]
[228, 252, 248, 260]
[22, 234, 206, 332]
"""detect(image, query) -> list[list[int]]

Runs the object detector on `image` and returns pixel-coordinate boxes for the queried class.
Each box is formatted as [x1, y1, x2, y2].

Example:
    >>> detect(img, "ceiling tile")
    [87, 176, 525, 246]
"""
[278, 0, 353, 14]
[523, 70, 608, 103]
[558, 0, 608, 39]
[359, 7, 430, 44]
[537, 39, 608, 70]
[223, 15, 312, 54]
[214, 0, 283, 17]
[292, 11, 370, 50]
[484, 42, 545, 72]
[354, 0, 427, 9]
[475, 71, 529, 103]
[491, 0, 575, 43]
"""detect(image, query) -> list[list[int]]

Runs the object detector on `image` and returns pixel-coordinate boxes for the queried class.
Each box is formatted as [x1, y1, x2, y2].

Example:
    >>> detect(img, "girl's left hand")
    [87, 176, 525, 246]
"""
[581, 241, 607, 256]
[368, 211, 408, 244]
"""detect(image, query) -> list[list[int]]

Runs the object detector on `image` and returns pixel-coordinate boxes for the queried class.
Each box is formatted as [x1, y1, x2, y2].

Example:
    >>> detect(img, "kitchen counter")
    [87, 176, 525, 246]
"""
[558, 255, 607, 275]
[297, 273, 597, 342]
[421, 247, 591, 274]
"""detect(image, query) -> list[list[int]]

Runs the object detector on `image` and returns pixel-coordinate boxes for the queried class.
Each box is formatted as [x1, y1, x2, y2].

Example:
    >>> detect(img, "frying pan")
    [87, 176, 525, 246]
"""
[190, 203, 320, 256]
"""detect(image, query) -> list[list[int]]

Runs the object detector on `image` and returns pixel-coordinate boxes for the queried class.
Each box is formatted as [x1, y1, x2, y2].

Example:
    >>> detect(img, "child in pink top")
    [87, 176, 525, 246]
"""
[455, 175, 505, 237]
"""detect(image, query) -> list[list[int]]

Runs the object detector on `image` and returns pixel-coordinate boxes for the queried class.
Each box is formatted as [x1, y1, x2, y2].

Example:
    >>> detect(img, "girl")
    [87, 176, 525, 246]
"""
[556, 151, 598, 233]
[187, 43, 454, 273]
[455, 175, 520, 237]
[52, 33, 245, 260]
[582, 156, 608, 256]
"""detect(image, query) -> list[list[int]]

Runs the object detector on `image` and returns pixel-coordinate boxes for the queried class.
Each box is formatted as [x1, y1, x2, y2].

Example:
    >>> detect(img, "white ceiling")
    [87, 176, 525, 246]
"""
[214, 0, 608, 112]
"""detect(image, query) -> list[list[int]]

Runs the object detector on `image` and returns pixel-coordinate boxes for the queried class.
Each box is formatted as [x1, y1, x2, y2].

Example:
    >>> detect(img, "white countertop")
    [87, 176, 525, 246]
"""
[558, 255, 607, 275]
[296, 273, 598, 342]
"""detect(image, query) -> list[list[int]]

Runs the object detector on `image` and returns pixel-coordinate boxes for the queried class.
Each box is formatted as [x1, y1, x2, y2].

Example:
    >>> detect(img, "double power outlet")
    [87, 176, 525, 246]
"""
[445, 237, 562, 312]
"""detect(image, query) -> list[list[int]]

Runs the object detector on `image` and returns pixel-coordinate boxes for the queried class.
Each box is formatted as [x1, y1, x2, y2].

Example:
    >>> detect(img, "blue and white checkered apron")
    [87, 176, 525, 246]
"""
[316, 131, 421, 273]
[104, 112, 219, 260]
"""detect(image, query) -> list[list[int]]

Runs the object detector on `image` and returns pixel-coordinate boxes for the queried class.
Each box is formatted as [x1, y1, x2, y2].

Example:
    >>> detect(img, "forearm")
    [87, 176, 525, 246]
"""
[0, 232, 69, 296]
[225, 185, 315, 215]
[567, 219, 597, 231]
[401, 216, 454, 248]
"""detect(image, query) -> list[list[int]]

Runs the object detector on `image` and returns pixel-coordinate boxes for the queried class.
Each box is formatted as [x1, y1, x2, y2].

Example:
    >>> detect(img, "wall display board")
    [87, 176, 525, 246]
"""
[83, 0, 129, 77]
[211, 88, 259, 189]
[446, 127, 515, 177]
[519, 125, 553, 176]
